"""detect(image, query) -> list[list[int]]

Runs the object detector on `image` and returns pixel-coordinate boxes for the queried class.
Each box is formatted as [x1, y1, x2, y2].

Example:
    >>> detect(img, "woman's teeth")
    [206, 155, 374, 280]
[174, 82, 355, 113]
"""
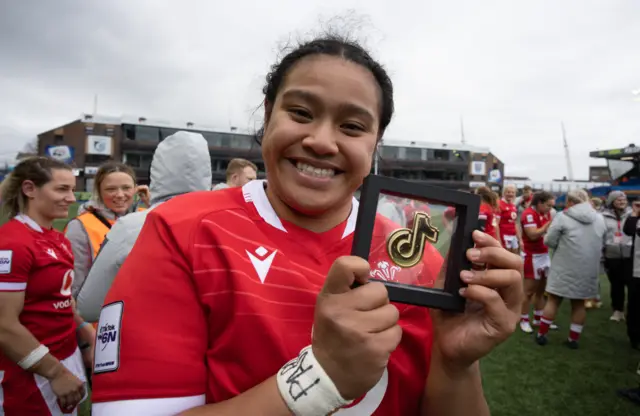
[296, 162, 335, 178]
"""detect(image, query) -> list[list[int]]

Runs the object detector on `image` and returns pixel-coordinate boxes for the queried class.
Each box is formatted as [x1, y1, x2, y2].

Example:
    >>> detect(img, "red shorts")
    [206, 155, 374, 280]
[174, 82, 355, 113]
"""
[0, 348, 87, 415]
[522, 252, 550, 280]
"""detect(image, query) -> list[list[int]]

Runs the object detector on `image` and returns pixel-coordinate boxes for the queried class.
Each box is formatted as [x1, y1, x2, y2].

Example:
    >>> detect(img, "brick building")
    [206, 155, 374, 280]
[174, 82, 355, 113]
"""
[37, 113, 504, 192]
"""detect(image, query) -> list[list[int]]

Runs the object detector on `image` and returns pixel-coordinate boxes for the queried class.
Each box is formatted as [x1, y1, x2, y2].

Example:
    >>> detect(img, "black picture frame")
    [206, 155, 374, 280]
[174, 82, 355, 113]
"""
[351, 174, 481, 312]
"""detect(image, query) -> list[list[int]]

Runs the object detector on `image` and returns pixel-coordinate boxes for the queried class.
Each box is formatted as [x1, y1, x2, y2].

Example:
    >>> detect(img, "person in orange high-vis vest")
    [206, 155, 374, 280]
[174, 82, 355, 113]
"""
[65, 163, 146, 384]
[66, 167, 148, 300]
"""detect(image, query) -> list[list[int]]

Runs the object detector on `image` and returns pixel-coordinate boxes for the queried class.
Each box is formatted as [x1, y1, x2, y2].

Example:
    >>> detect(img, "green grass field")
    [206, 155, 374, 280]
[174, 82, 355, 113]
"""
[0, 201, 81, 231]
[482, 276, 640, 416]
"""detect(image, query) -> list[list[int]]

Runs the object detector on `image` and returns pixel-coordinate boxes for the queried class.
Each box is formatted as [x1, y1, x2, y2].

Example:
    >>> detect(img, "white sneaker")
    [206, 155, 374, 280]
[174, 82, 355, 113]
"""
[520, 321, 533, 333]
[610, 311, 625, 322]
[550, 323, 559, 330]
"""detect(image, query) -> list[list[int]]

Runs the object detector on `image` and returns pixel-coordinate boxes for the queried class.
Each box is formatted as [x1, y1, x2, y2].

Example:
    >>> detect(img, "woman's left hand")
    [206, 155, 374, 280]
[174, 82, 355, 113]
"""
[430, 230, 523, 373]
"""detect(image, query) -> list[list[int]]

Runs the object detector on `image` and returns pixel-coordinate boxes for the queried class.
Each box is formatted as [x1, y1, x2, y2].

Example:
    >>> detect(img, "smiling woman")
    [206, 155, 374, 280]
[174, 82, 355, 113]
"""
[89, 34, 522, 416]
[64, 162, 137, 298]
[0, 156, 93, 415]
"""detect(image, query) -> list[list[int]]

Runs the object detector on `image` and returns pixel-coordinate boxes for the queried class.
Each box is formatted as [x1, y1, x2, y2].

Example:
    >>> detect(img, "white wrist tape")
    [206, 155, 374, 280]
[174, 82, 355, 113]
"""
[18, 344, 50, 370]
[277, 345, 353, 416]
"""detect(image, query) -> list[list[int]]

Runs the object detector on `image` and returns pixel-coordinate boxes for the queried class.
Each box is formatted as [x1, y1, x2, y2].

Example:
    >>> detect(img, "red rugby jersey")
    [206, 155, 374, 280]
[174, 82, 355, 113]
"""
[91, 180, 441, 415]
[0, 215, 77, 361]
[520, 207, 551, 254]
[498, 199, 518, 236]
[478, 203, 498, 240]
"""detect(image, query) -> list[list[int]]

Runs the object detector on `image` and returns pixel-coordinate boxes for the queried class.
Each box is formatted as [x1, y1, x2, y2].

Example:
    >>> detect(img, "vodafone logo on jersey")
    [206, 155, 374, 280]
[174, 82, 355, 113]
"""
[52, 270, 74, 309]
[53, 299, 72, 309]
[60, 269, 74, 297]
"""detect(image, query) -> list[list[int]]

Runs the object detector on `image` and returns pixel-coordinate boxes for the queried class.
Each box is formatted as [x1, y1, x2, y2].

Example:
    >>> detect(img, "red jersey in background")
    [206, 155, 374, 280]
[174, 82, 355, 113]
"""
[478, 203, 498, 240]
[520, 207, 550, 254]
[0, 214, 84, 415]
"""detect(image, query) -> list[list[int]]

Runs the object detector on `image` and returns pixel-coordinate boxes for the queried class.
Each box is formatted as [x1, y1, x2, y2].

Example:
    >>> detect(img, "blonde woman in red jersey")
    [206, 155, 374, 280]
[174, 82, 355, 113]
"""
[499, 184, 523, 254]
[475, 186, 500, 242]
[91, 36, 524, 416]
[0, 157, 94, 415]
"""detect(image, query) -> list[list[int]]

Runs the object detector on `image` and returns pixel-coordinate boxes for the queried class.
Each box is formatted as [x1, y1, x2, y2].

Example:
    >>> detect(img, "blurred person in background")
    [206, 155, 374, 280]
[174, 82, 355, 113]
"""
[586, 196, 606, 309]
[499, 184, 523, 254]
[591, 197, 604, 212]
[65, 162, 138, 297]
[212, 158, 257, 190]
[622, 198, 640, 350]
[0, 157, 91, 414]
[516, 185, 533, 220]
[601, 191, 633, 321]
[77, 131, 213, 323]
[377, 194, 406, 226]
[475, 186, 500, 242]
[520, 191, 556, 333]
[535, 189, 605, 349]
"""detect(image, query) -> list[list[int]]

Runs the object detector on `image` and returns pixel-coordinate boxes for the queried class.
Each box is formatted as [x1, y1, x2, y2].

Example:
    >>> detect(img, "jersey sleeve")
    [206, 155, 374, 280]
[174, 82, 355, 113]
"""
[0, 236, 33, 292]
[91, 209, 208, 410]
[521, 211, 537, 228]
[76, 235, 123, 323]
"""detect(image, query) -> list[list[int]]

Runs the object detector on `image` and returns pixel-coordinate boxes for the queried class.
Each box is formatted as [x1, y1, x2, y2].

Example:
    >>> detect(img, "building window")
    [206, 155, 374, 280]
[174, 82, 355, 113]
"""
[219, 134, 232, 148]
[432, 150, 450, 161]
[123, 125, 135, 140]
[380, 146, 398, 159]
[54, 134, 64, 144]
[85, 154, 110, 165]
[125, 153, 141, 168]
[161, 128, 179, 140]
[203, 133, 221, 147]
[452, 151, 467, 162]
[445, 171, 463, 181]
[230, 135, 253, 149]
[404, 147, 422, 161]
[135, 126, 160, 142]
[140, 154, 153, 169]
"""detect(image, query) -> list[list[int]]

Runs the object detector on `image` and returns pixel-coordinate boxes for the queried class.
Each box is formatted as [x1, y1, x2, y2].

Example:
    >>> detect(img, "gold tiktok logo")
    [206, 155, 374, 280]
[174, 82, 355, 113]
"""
[386, 212, 439, 268]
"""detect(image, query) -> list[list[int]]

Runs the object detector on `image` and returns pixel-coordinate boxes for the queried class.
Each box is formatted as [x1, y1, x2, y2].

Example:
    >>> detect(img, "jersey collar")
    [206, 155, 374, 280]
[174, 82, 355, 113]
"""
[242, 180, 359, 239]
[15, 214, 44, 233]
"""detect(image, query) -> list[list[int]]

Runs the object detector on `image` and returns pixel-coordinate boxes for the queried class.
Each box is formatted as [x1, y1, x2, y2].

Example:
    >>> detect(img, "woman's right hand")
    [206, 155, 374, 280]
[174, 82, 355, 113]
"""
[312, 256, 402, 400]
[49, 365, 85, 412]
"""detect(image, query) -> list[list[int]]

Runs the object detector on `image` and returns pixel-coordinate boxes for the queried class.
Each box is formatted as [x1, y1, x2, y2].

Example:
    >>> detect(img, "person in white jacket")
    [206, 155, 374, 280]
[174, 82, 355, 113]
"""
[76, 131, 212, 322]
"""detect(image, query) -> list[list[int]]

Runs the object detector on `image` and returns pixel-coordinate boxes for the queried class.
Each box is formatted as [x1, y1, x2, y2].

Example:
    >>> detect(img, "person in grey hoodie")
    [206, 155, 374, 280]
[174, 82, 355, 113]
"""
[76, 131, 212, 323]
[535, 189, 606, 349]
[602, 190, 633, 321]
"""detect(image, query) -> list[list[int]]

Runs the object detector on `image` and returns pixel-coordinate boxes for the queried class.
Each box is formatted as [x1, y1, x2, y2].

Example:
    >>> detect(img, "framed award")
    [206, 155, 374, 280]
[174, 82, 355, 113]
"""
[351, 174, 481, 312]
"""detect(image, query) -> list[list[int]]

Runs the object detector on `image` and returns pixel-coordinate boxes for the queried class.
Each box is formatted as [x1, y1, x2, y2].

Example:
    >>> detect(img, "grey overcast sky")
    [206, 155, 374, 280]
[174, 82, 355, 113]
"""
[1, 0, 639, 180]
